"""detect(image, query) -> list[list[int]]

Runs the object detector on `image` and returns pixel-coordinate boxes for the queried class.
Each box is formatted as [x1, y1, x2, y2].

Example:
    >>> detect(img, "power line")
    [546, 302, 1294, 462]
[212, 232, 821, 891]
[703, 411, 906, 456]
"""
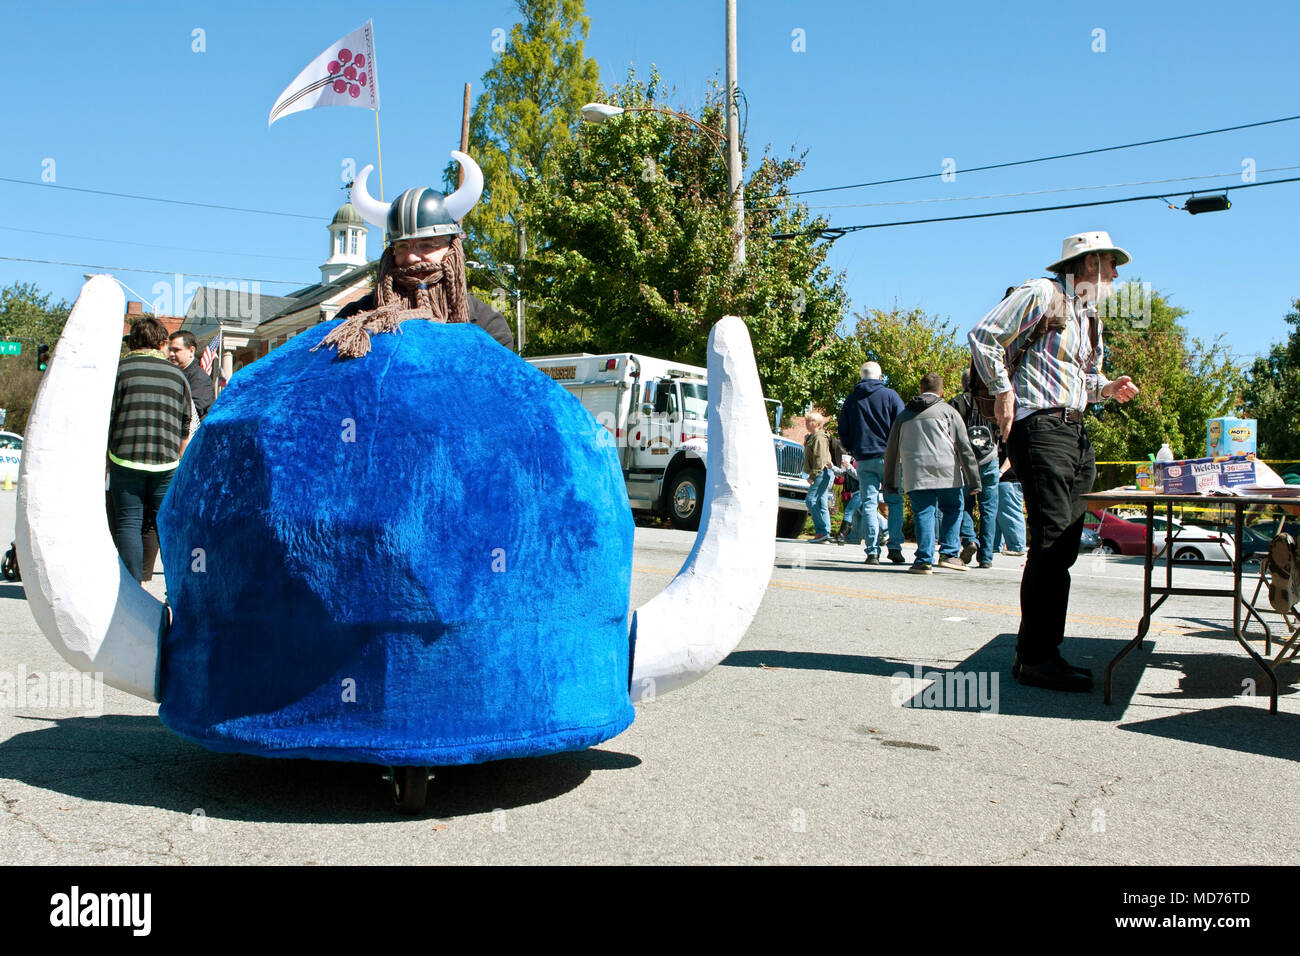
[0, 225, 320, 262]
[0, 255, 305, 285]
[767, 112, 1300, 199]
[0, 176, 323, 221]
[799, 164, 1300, 211]
[770, 175, 1300, 240]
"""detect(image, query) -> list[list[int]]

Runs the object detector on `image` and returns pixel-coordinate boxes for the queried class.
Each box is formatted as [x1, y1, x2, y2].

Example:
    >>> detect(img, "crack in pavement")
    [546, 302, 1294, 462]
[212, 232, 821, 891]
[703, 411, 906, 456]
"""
[984, 774, 1121, 865]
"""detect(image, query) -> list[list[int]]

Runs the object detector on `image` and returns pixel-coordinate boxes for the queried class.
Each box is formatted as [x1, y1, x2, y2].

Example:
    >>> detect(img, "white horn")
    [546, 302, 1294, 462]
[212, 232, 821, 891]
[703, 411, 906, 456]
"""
[350, 164, 391, 228]
[15, 275, 166, 701]
[444, 150, 483, 223]
[631, 316, 776, 697]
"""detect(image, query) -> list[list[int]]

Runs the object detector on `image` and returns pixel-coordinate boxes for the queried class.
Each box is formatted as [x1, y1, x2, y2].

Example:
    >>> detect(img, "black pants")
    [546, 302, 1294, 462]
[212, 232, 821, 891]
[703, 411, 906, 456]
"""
[1006, 413, 1096, 664]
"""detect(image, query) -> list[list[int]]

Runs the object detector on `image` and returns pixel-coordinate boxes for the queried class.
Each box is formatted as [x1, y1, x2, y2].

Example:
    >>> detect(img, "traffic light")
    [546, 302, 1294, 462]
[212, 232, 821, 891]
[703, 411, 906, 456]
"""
[37, 343, 49, 372]
[1184, 194, 1231, 215]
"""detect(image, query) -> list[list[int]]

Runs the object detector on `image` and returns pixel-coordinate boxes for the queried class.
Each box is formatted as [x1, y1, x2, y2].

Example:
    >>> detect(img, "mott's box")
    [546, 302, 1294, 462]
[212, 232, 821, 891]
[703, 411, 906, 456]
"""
[1206, 417, 1257, 457]
[1155, 454, 1258, 494]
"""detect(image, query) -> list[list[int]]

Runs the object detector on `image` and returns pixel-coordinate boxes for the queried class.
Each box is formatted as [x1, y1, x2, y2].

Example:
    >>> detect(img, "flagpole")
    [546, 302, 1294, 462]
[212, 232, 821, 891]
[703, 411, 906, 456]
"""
[374, 110, 384, 201]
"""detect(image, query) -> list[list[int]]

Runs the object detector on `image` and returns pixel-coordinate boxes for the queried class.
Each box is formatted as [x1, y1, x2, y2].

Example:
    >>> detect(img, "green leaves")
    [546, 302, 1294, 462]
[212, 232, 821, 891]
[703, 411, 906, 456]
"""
[1242, 299, 1300, 458]
[1085, 282, 1243, 461]
[514, 73, 847, 414]
[453, 0, 599, 276]
[0, 281, 71, 435]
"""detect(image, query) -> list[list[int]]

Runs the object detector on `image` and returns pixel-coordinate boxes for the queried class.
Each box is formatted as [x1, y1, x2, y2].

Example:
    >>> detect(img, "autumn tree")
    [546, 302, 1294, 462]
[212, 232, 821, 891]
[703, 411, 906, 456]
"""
[451, 0, 599, 280]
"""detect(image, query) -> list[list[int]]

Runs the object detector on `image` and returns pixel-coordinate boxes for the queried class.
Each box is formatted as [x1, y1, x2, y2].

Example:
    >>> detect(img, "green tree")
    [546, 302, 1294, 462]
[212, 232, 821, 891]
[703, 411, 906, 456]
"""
[451, 0, 599, 279]
[1241, 300, 1300, 459]
[845, 304, 969, 408]
[517, 73, 850, 414]
[1085, 282, 1243, 461]
[0, 281, 71, 435]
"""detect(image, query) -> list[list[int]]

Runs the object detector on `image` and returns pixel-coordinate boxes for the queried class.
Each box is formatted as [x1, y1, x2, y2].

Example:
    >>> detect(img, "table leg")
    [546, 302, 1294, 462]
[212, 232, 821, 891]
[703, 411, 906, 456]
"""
[1106, 500, 1157, 705]
[1234, 503, 1279, 713]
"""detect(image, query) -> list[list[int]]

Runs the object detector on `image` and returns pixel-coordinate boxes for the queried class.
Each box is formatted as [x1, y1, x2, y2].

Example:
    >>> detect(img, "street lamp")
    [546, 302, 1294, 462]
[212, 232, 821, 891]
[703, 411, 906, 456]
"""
[579, 102, 728, 149]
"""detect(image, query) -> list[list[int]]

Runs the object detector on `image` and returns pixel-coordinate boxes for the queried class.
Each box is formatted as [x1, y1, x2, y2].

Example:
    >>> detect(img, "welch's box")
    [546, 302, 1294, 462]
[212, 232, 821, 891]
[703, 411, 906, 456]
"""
[1155, 454, 1258, 494]
[1206, 417, 1257, 457]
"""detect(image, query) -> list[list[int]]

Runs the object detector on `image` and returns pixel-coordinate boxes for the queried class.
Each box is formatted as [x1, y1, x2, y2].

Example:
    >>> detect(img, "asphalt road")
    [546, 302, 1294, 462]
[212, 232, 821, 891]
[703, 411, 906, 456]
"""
[1, 488, 1297, 865]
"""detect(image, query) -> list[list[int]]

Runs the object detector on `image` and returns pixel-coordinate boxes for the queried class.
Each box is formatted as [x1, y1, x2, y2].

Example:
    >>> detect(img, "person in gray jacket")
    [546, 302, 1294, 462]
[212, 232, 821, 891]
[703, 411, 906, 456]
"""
[883, 372, 981, 574]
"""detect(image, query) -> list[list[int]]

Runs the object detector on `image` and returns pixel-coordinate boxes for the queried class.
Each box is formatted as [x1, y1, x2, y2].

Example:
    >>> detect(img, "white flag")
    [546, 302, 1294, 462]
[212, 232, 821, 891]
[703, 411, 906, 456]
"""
[268, 20, 380, 126]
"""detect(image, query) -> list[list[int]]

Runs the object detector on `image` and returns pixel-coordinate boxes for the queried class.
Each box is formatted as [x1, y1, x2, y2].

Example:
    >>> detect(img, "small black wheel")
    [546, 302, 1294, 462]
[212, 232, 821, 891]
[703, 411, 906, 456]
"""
[391, 766, 429, 814]
[1, 546, 18, 582]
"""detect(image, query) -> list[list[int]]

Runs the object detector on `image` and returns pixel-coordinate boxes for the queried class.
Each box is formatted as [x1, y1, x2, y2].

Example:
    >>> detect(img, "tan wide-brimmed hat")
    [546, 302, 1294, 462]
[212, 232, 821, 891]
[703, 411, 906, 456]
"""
[1046, 230, 1132, 272]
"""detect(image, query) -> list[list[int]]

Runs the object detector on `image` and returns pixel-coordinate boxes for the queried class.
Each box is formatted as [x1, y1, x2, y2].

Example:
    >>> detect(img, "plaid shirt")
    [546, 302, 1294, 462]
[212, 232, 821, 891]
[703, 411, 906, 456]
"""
[968, 277, 1110, 419]
[108, 349, 193, 471]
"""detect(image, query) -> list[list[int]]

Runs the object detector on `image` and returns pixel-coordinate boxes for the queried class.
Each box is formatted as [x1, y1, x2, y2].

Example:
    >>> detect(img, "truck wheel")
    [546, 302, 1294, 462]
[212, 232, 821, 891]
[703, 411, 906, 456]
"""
[667, 467, 705, 531]
[776, 510, 807, 539]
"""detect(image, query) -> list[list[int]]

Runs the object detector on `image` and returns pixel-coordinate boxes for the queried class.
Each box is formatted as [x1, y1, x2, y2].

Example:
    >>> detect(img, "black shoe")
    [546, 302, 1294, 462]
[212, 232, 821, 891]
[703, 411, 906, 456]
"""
[864, 554, 879, 565]
[1013, 655, 1094, 692]
[887, 550, 906, 565]
[1012, 653, 1092, 680]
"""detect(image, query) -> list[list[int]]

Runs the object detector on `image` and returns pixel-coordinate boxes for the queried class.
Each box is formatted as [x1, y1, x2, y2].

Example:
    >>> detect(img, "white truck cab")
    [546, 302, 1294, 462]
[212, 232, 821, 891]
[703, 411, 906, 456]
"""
[525, 352, 810, 536]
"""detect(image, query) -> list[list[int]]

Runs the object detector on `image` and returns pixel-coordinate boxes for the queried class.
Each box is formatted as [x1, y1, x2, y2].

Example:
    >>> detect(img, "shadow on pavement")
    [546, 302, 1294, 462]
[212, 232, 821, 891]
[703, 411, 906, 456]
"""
[1123, 652, 1300, 702]
[727, 635, 1142, 720]
[0, 583, 26, 601]
[0, 714, 640, 823]
[1119, 705, 1300, 761]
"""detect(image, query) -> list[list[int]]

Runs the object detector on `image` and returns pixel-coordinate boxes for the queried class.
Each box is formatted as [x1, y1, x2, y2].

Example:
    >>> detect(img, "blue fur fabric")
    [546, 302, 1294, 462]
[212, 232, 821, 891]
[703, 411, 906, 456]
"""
[156, 321, 635, 765]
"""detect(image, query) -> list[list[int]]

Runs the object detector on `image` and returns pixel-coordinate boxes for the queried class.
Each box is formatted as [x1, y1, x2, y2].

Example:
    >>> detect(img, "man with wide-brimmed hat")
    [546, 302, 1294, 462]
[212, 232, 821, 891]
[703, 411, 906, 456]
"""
[319, 150, 514, 358]
[968, 231, 1140, 692]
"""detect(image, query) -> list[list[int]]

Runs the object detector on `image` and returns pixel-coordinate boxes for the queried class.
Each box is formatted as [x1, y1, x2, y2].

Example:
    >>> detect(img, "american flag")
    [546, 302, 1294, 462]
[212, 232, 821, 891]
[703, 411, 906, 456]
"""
[200, 332, 221, 375]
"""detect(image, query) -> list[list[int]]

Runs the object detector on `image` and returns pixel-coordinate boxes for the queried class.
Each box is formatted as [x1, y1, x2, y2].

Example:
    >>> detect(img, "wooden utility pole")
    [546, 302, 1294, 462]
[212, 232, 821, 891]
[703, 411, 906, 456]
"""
[459, 83, 471, 186]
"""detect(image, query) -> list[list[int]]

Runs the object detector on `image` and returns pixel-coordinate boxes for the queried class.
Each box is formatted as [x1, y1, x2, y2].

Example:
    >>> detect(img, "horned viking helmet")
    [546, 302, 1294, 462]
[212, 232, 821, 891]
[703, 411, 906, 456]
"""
[350, 150, 483, 242]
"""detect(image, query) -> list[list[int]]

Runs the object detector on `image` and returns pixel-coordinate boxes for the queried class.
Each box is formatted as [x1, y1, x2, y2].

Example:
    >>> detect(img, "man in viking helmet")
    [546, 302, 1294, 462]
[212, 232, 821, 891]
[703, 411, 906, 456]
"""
[318, 150, 514, 357]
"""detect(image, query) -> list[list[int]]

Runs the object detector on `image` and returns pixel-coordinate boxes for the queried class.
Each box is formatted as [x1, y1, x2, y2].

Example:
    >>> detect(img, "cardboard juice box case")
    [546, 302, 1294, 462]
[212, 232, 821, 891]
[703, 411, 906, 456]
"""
[1206, 417, 1257, 457]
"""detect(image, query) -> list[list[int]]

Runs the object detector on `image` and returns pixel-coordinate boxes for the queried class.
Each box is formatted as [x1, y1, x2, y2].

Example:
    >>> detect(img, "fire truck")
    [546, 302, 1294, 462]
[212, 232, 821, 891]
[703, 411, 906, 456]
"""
[525, 352, 810, 537]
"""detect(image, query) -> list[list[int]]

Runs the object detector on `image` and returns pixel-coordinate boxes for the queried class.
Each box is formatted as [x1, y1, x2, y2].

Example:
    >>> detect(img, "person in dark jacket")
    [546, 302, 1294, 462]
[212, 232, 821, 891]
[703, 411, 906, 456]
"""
[837, 361, 906, 564]
[167, 330, 216, 419]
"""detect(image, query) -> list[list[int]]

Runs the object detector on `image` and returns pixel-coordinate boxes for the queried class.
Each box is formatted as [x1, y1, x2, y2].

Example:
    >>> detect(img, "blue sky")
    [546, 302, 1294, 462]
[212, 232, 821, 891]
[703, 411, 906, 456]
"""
[3, 0, 1298, 366]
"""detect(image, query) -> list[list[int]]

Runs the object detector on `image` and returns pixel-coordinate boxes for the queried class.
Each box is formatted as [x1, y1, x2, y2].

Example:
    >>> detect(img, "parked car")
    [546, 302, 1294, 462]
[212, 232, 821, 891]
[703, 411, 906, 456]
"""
[1079, 527, 1101, 551]
[1085, 508, 1236, 562]
[0, 431, 22, 486]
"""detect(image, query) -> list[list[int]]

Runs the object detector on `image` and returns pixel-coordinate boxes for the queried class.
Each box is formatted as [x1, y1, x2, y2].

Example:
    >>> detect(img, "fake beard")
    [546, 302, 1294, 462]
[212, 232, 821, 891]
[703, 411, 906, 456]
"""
[314, 240, 470, 358]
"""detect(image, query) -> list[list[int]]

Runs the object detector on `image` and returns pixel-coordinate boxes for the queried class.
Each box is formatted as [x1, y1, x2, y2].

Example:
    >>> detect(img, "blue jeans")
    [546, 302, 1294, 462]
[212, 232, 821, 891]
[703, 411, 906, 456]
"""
[994, 479, 1027, 552]
[959, 458, 1001, 564]
[109, 461, 176, 582]
[805, 468, 834, 536]
[857, 457, 904, 555]
[909, 487, 963, 566]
